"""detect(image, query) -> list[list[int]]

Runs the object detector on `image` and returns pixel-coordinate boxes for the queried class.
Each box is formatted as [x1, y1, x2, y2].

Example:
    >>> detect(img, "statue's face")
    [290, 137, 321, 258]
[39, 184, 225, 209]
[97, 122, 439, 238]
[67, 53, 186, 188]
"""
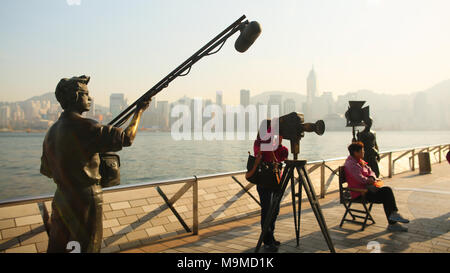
[75, 90, 92, 113]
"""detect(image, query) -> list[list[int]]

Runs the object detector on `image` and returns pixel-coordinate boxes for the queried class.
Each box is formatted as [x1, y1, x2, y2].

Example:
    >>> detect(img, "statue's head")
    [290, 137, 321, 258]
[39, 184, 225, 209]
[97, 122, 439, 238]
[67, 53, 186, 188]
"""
[55, 75, 92, 113]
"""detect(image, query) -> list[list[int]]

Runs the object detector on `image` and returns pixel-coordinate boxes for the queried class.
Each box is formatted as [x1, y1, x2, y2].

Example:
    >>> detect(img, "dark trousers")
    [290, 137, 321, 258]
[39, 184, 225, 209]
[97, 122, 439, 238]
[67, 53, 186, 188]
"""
[257, 185, 280, 244]
[356, 186, 398, 224]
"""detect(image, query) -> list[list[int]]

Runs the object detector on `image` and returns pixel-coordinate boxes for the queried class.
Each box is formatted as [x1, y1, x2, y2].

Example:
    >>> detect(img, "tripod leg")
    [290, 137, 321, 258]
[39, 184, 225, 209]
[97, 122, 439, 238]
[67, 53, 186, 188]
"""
[290, 173, 299, 247]
[254, 165, 293, 253]
[296, 175, 302, 247]
[298, 166, 336, 253]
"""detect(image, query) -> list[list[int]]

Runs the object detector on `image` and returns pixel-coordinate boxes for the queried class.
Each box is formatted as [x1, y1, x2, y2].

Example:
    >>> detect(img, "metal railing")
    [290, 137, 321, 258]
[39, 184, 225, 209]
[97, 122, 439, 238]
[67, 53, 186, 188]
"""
[0, 143, 448, 239]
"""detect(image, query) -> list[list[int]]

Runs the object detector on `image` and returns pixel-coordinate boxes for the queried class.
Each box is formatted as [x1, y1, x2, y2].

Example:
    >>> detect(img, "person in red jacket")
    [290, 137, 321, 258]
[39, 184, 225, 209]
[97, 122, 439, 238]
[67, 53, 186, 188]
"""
[247, 119, 288, 252]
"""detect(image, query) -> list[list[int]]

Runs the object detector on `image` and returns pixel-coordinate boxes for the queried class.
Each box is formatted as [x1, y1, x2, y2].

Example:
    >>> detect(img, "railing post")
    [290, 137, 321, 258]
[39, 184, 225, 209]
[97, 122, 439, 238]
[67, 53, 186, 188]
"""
[411, 149, 415, 171]
[192, 176, 199, 235]
[320, 162, 325, 199]
[388, 152, 393, 178]
[438, 145, 442, 163]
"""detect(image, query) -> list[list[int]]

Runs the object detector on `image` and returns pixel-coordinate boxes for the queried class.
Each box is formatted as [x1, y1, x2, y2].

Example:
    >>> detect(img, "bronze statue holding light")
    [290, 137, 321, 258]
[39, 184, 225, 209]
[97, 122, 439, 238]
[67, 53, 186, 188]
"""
[357, 117, 381, 177]
[345, 101, 380, 178]
[40, 75, 150, 253]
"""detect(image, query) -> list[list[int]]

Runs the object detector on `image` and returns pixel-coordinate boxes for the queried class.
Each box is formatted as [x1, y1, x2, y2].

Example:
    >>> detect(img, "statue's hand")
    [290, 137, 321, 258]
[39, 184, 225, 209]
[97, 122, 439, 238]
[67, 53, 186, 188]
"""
[137, 98, 151, 111]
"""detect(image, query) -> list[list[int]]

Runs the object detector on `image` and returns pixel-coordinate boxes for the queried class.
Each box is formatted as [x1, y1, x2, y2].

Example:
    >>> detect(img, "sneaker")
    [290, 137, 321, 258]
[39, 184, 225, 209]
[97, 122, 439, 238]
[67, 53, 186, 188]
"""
[263, 243, 279, 252]
[387, 223, 408, 232]
[388, 212, 410, 223]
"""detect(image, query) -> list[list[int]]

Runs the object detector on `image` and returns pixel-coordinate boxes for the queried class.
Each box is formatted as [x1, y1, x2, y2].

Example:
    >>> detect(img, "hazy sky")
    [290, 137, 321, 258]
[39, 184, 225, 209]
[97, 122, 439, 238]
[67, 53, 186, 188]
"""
[1, 0, 449, 106]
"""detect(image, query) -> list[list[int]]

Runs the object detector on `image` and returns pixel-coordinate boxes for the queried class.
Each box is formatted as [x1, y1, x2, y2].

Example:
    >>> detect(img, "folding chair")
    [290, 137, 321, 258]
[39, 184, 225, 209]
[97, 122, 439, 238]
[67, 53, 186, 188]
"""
[338, 166, 375, 231]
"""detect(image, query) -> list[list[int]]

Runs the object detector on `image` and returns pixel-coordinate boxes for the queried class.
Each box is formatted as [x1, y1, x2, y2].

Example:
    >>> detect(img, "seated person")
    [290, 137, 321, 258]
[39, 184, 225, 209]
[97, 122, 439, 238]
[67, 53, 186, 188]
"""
[344, 142, 409, 232]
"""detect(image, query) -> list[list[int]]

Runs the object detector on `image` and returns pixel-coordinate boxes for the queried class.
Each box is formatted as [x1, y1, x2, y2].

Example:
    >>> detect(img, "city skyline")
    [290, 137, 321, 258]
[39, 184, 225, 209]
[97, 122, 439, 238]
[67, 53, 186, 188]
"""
[1, 0, 450, 107]
[1, 66, 449, 132]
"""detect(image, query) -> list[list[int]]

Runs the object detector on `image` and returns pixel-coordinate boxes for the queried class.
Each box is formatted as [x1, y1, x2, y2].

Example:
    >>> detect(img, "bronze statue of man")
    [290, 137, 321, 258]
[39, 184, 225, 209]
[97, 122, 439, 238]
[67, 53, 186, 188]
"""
[357, 117, 381, 177]
[40, 75, 150, 253]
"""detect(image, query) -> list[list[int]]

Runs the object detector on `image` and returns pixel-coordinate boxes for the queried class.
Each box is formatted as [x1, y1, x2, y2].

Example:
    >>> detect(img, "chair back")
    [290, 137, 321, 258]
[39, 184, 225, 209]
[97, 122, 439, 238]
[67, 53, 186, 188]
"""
[338, 166, 352, 204]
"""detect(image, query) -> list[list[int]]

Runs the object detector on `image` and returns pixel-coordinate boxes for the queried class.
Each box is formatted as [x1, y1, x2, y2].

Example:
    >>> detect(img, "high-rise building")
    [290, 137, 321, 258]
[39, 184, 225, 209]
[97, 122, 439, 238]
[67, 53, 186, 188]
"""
[283, 98, 296, 115]
[322, 92, 334, 114]
[268, 94, 282, 117]
[307, 66, 318, 103]
[216, 91, 223, 106]
[0, 105, 10, 128]
[240, 89, 250, 107]
[157, 100, 169, 130]
[110, 93, 127, 118]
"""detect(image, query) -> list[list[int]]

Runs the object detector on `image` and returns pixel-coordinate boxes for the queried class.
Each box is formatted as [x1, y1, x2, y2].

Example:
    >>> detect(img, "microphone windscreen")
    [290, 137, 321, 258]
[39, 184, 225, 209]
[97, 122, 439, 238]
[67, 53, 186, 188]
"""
[234, 21, 261, 53]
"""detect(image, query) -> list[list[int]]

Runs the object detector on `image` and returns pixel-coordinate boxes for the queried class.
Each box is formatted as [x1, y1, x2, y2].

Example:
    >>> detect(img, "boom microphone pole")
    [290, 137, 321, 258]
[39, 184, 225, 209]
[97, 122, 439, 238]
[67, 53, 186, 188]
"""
[108, 15, 262, 127]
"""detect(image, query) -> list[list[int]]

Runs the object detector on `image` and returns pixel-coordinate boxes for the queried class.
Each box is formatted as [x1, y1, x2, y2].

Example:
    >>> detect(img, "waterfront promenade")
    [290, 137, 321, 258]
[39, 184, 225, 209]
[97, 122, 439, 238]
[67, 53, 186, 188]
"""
[124, 162, 450, 253]
[0, 144, 448, 253]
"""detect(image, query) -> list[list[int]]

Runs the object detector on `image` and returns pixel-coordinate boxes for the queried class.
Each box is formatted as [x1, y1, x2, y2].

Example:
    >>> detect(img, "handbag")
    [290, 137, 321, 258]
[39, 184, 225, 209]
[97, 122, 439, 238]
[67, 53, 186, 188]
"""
[246, 152, 281, 190]
[99, 152, 121, 188]
[367, 179, 384, 193]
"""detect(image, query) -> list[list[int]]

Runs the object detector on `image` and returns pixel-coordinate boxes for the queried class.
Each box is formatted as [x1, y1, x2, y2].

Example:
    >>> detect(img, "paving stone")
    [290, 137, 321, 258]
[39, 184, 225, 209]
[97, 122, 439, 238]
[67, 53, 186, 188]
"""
[146, 226, 166, 237]
[150, 217, 170, 226]
[15, 214, 43, 226]
[103, 204, 112, 212]
[124, 207, 144, 216]
[0, 219, 15, 230]
[1, 226, 31, 239]
[0, 237, 20, 250]
[36, 241, 48, 253]
[103, 234, 129, 247]
[131, 221, 153, 231]
[111, 225, 133, 235]
[19, 232, 48, 245]
[110, 201, 131, 210]
[142, 204, 159, 212]
[103, 219, 120, 228]
[103, 228, 113, 237]
[0, 204, 40, 220]
[126, 230, 149, 242]
[104, 210, 126, 219]
[130, 199, 148, 207]
[119, 240, 142, 251]
[5, 244, 37, 253]
[118, 215, 138, 225]
[100, 245, 120, 253]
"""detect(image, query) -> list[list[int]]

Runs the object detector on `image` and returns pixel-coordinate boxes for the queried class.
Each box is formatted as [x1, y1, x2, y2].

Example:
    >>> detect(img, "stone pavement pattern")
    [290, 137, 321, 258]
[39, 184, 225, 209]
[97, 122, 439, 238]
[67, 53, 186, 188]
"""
[124, 163, 450, 253]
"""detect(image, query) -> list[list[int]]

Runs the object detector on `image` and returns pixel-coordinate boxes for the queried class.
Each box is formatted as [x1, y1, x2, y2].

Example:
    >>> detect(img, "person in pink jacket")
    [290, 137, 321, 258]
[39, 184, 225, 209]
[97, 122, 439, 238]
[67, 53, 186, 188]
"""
[344, 142, 409, 232]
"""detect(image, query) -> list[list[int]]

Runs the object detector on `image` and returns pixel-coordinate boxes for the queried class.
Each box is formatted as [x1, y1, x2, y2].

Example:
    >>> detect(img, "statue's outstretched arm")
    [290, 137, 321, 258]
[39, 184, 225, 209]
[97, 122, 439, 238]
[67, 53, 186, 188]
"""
[123, 100, 150, 147]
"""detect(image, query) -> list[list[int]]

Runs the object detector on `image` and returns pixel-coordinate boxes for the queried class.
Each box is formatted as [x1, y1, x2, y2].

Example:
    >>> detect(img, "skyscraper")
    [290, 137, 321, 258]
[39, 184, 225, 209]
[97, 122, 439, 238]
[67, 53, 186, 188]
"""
[307, 66, 318, 103]
[110, 93, 127, 118]
[268, 94, 282, 117]
[240, 89, 250, 107]
[0, 105, 10, 128]
[157, 100, 169, 130]
[216, 90, 223, 106]
[283, 98, 296, 115]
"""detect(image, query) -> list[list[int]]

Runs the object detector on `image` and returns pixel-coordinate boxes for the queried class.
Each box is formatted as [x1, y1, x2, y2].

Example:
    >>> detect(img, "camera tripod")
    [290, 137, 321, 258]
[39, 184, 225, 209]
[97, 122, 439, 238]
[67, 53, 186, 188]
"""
[254, 159, 336, 253]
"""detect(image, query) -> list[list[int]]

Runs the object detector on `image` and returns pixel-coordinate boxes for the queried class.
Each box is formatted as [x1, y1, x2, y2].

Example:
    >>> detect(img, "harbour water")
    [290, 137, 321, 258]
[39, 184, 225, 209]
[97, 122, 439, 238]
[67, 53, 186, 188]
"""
[0, 130, 449, 201]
